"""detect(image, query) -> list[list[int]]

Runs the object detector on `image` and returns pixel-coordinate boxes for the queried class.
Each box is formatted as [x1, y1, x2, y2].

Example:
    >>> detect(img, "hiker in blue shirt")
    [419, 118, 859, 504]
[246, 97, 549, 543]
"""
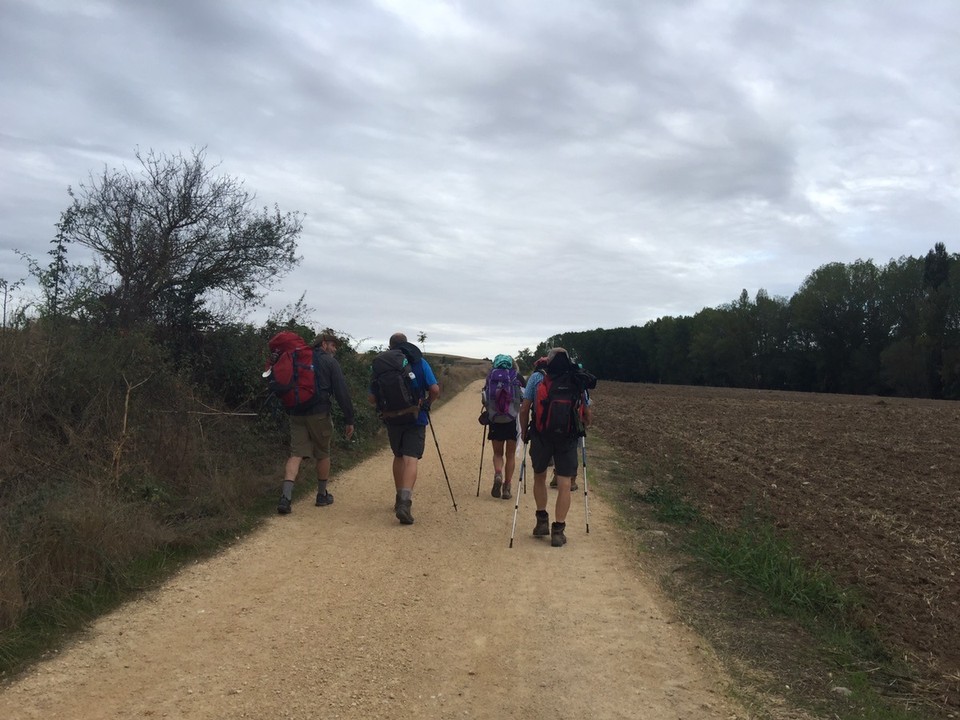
[367, 332, 440, 525]
[519, 348, 593, 547]
[523, 356, 580, 492]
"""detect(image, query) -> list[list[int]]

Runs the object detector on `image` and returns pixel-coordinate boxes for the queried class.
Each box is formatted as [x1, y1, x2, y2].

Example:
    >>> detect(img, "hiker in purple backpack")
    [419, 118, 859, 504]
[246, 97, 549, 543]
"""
[481, 354, 525, 500]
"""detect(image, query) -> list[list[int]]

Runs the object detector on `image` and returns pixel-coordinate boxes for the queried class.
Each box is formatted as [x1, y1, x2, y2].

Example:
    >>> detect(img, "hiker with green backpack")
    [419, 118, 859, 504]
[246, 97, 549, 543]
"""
[519, 348, 596, 547]
[479, 354, 525, 500]
[368, 332, 440, 526]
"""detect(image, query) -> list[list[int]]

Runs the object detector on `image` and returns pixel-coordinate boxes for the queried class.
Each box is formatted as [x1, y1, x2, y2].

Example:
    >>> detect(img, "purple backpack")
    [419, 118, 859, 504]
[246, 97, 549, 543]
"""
[483, 368, 522, 423]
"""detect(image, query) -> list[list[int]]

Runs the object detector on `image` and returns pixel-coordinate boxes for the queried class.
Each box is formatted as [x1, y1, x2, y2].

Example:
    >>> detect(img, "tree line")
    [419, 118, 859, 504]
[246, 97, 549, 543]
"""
[7, 147, 957, 401]
[521, 244, 960, 400]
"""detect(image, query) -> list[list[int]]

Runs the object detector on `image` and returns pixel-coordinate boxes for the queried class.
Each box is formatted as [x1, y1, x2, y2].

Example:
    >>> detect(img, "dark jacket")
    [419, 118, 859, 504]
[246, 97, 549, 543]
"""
[291, 348, 355, 424]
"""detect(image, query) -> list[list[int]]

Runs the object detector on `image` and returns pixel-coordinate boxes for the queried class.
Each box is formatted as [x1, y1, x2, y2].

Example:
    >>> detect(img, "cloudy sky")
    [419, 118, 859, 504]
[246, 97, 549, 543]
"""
[2, 1, 958, 358]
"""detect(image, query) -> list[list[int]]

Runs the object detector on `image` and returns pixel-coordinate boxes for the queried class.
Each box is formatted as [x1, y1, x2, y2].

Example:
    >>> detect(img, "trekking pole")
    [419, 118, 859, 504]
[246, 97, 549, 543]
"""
[522, 422, 530, 494]
[476, 424, 487, 497]
[509, 441, 528, 548]
[581, 435, 590, 534]
[426, 411, 458, 512]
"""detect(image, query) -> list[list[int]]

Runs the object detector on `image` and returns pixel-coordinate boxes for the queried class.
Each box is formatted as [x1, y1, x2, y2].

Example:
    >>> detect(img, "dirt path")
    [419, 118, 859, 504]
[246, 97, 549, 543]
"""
[0, 380, 749, 720]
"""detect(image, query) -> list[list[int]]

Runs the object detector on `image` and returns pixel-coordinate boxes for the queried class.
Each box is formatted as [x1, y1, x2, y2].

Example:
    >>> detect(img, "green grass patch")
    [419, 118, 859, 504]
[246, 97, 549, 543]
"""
[691, 519, 854, 621]
[625, 469, 925, 720]
[637, 482, 701, 525]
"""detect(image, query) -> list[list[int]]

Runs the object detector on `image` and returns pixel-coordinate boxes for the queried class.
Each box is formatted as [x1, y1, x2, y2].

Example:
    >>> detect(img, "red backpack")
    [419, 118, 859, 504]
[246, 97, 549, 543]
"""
[263, 331, 322, 412]
[534, 370, 584, 438]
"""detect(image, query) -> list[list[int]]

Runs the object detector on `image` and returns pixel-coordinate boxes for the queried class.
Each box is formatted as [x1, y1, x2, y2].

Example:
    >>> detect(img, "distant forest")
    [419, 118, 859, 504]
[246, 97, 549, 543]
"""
[524, 243, 960, 400]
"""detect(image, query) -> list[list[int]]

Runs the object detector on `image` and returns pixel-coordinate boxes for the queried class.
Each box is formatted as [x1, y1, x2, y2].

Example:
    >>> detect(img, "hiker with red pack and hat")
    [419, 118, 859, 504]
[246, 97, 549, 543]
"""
[265, 329, 355, 515]
[519, 348, 596, 548]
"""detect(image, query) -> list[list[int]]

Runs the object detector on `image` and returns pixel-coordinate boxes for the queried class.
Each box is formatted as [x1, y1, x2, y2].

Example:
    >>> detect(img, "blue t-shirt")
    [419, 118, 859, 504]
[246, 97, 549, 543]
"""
[523, 371, 544, 401]
[411, 359, 438, 426]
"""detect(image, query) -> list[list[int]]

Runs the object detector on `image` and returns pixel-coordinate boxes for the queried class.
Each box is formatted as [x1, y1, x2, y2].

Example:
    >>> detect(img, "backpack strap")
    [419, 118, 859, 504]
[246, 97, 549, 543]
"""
[409, 358, 427, 399]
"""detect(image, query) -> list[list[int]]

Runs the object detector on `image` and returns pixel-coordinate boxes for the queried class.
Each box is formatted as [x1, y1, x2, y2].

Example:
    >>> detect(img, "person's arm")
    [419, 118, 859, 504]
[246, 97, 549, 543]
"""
[519, 398, 532, 443]
[328, 360, 355, 438]
[420, 360, 440, 407]
[519, 373, 539, 442]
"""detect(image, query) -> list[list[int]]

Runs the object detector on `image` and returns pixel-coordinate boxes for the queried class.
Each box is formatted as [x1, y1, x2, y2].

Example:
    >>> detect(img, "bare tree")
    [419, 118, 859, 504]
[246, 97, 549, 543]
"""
[1, 277, 24, 328]
[59, 147, 303, 330]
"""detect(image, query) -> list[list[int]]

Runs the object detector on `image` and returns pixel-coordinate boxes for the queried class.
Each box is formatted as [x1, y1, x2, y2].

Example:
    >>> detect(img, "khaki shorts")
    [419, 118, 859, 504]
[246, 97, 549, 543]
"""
[289, 413, 334, 459]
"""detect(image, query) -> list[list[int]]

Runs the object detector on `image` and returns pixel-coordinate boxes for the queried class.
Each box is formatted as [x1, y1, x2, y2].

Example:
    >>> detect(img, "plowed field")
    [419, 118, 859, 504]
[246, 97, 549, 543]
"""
[590, 382, 960, 711]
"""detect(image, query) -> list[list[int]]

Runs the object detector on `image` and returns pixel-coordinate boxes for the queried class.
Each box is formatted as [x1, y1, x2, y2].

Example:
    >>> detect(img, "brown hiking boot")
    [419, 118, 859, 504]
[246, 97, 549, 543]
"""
[491, 471, 503, 498]
[395, 498, 414, 525]
[533, 510, 550, 537]
[551, 522, 567, 547]
[501, 482, 512, 500]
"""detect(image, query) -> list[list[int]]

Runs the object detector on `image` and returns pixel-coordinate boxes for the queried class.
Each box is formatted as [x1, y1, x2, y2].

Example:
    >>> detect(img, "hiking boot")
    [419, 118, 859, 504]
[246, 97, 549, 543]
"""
[315, 491, 334, 507]
[501, 483, 512, 500]
[395, 498, 414, 525]
[571, 480, 579, 492]
[277, 495, 292, 515]
[549, 474, 558, 489]
[491, 471, 503, 498]
[533, 510, 550, 537]
[551, 522, 567, 547]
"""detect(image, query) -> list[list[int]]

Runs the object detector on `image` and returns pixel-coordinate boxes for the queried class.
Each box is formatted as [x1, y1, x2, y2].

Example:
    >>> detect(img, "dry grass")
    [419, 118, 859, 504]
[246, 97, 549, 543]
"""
[433, 358, 489, 401]
[0, 325, 281, 642]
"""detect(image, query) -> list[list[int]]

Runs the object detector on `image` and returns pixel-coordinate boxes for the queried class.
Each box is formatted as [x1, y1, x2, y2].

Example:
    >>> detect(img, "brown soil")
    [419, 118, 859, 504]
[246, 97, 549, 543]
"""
[0, 380, 752, 720]
[591, 381, 960, 716]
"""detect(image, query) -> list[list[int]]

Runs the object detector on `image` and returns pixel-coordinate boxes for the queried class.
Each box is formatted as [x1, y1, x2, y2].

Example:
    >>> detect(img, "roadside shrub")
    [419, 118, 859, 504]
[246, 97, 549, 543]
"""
[0, 321, 283, 637]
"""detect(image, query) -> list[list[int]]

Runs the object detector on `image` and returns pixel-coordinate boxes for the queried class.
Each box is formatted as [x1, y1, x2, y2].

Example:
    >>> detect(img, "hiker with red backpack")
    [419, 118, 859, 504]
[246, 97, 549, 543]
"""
[524, 356, 580, 492]
[367, 332, 440, 525]
[265, 330, 355, 515]
[480, 354, 525, 500]
[519, 348, 596, 547]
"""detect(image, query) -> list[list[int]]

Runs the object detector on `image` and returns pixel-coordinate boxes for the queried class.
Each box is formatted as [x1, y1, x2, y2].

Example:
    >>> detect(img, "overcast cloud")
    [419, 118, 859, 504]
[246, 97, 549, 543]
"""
[2, 0, 958, 358]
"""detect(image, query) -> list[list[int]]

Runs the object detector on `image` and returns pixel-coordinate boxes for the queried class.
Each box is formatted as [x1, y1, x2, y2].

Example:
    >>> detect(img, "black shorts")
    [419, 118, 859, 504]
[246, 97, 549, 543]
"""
[387, 423, 426, 459]
[530, 433, 579, 477]
[487, 420, 518, 442]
